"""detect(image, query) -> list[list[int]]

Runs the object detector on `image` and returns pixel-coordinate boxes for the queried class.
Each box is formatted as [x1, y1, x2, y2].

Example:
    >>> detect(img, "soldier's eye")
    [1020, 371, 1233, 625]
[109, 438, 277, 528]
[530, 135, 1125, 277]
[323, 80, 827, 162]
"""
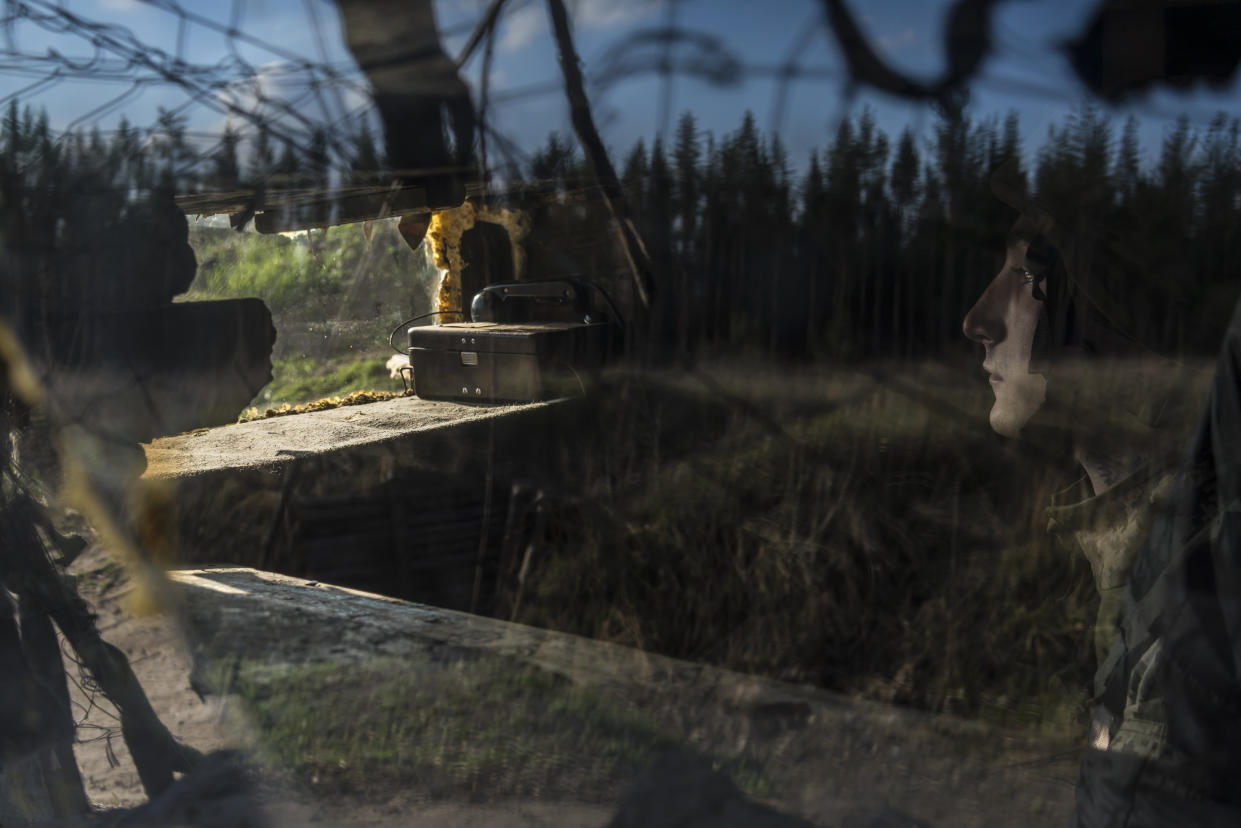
[1014, 268, 1046, 300]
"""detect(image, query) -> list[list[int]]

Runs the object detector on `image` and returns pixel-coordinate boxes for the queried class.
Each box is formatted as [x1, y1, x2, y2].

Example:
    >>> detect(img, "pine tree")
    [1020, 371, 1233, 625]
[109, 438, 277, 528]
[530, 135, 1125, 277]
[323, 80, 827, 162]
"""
[2, 99, 19, 171]
[646, 136, 674, 263]
[1113, 115, 1142, 203]
[274, 140, 299, 181]
[19, 105, 34, 159]
[211, 124, 242, 189]
[672, 112, 700, 257]
[620, 138, 648, 221]
[305, 128, 331, 190]
[889, 128, 920, 212]
[350, 116, 382, 182]
[768, 133, 793, 221]
[1000, 112, 1023, 170]
[802, 150, 825, 217]
[249, 124, 276, 183]
[734, 111, 761, 168]
[1200, 113, 1240, 220]
[31, 109, 59, 190]
[111, 117, 137, 187]
[853, 108, 888, 206]
[153, 107, 194, 188]
[529, 132, 579, 195]
[1156, 115, 1199, 235]
[82, 127, 106, 183]
[1069, 101, 1112, 208]
[825, 116, 858, 213]
[931, 115, 978, 225]
[1196, 112, 1240, 307]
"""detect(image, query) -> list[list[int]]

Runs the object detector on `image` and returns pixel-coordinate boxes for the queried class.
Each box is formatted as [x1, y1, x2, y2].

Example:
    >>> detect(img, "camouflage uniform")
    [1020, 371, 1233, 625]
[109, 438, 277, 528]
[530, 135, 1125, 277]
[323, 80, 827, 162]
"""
[1066, 302, 1241, 827]
[1048, 468, 1176, 681]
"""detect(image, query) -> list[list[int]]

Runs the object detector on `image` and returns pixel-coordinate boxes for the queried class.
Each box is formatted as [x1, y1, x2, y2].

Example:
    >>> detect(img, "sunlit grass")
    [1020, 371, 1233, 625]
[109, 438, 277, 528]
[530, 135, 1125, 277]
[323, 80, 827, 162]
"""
[249, 354, 401, 411]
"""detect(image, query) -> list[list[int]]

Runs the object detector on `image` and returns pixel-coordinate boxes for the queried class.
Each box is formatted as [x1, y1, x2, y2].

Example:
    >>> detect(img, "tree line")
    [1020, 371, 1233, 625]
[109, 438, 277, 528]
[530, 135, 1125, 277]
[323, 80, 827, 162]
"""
[4, 98, 1239, 359]
[0, 101, 381, 195]
[549, 106, 1241, 360]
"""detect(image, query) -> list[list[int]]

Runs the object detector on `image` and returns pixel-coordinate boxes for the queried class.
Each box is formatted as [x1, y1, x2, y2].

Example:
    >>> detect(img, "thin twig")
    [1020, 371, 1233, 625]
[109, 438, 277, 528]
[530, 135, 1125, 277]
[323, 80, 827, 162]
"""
[456, 0, 509, 69]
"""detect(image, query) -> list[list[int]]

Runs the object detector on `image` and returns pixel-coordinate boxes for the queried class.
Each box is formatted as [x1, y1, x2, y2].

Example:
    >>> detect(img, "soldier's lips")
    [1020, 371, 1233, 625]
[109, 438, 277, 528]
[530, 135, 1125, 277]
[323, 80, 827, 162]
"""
[989, 373, 1003, 385]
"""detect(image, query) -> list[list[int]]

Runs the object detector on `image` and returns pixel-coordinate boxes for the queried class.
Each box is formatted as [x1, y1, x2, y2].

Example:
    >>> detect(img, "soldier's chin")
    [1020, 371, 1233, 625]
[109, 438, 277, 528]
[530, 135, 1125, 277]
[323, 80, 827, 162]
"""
[989, 405, 1029, 439]
[988, 389, 1046, 439]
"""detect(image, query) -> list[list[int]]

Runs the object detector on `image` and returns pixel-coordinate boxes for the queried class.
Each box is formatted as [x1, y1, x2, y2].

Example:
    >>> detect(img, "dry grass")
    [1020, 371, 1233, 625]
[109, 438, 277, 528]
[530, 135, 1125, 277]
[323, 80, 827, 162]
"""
[500, 358, 1211, 735]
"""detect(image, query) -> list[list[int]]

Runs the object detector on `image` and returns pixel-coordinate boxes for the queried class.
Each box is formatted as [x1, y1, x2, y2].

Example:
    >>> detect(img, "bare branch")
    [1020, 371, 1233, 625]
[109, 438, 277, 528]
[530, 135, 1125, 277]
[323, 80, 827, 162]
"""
[455, 0, 509, 69]
[545, 0, 655, 312]
[819, 0, 1005, 118]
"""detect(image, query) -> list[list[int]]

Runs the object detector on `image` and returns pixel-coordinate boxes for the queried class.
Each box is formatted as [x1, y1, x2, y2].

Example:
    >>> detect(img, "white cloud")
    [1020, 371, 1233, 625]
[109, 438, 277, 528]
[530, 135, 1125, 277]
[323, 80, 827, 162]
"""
[465, 65, 510, 92]
[98, 0, 140, 11]
[570, 0, 660, 29]
[499, 3, 546, 52]
[206, 60, 375, 162]
[878, 27, 917, 54]
[437, 0, 490, 14]
[497, 0, 662, 53]
[214, 61, 291, 124]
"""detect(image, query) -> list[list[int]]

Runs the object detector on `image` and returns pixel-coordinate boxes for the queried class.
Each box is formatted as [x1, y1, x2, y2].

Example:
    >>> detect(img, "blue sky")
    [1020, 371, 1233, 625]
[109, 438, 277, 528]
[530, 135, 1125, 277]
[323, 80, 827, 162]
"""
[5, 0, 1240, 177]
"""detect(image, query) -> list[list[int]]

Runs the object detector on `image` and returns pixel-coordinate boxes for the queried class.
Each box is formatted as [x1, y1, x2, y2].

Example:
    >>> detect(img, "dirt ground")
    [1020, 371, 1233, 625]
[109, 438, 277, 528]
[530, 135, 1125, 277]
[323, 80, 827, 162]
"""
[66, 547, 239, 809]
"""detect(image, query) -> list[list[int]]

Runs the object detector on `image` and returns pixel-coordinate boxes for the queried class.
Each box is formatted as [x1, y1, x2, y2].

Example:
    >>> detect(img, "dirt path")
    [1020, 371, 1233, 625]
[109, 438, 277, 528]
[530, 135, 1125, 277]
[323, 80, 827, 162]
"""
[66, 547, 248, 810]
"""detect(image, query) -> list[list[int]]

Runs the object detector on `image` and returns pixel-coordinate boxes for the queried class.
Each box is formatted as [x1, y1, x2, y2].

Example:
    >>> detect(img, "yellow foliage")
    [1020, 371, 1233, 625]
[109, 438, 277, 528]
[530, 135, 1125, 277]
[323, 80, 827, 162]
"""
[0, 320, 45, 407]
[238, 388, 413, 422]
[425, 199, 532, 321]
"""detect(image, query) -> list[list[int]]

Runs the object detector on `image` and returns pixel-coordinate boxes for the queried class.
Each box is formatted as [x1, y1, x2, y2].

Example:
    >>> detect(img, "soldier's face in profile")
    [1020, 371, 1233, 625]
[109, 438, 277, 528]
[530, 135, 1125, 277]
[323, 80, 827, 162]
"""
[962, 241, 1047, 438]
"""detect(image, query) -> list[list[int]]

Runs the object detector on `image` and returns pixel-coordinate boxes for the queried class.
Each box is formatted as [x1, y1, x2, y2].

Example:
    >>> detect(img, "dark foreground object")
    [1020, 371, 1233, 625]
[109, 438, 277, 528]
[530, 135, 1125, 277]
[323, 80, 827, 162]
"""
[605, 752, 817, 828]
[605, 752, 934, 828]
[96, 751, 264, 828]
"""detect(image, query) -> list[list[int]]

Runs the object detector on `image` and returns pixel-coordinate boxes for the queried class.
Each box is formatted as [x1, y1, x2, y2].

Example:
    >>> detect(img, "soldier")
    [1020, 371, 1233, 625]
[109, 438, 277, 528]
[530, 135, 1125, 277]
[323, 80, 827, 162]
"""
[963, 172, 1241, 825]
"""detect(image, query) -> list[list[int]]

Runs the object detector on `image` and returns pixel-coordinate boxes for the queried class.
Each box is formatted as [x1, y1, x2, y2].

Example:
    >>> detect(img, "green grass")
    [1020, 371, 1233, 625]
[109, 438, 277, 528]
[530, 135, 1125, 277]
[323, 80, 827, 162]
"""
[250, 354, 402, 411]
[184, 219, 435, 413]
[184, 219, 438, 322]
[214, 654, 773, 801]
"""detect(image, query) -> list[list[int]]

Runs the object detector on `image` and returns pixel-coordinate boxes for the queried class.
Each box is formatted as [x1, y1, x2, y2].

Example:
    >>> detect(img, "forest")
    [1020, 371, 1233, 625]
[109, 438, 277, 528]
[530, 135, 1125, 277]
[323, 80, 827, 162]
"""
[3, 99, 1240, 368]
[612, 106, 1240, 359]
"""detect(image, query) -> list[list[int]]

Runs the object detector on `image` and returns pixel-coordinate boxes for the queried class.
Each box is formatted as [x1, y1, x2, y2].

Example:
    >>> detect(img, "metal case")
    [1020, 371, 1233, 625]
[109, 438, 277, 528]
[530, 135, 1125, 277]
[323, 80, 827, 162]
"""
[408, 321, 610, 402]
